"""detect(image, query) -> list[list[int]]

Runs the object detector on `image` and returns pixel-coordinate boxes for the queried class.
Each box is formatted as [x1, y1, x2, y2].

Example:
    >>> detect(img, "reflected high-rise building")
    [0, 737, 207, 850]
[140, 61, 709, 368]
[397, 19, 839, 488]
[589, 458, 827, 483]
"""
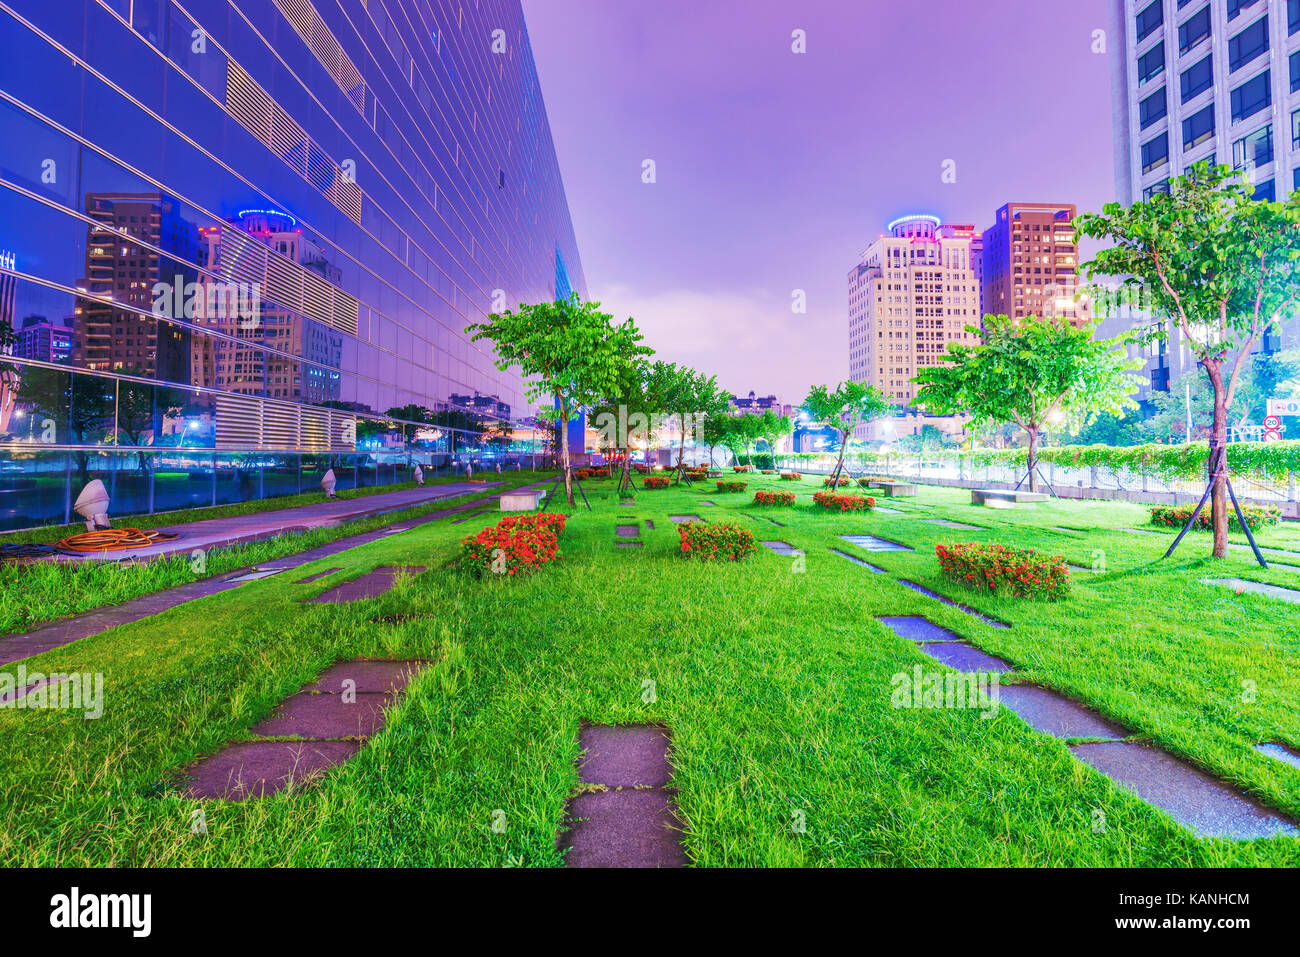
[0, 0, 586, 529]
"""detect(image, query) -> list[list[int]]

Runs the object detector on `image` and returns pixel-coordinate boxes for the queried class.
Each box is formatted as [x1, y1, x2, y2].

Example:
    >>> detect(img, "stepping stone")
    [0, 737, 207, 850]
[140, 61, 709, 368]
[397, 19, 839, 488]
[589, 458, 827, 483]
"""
[761, 541, 801, 556]
[1070, 741, 1299, 840]
[615, 525, 639, 538]
[182, 740, 360, 801]
[748, 515, 785, 526]
[896, 580, 1009, 629]
[578, 725, 672, 787]
[0, 673, 72, 708]
[1204, 578, 1300, 604]
[1048, 526, 1084, 534]
[300, 659, 423, 695]
[669, 515, 703, 524]
[560, 790, 688, 868]
[305, 566, 426, 603]
[997, 685, 1128, 740]
[294, 567, 341, 585]
[919, 641, 1015, 674]
[877, 616, 964, 643]
[828, 548, 884, 572]
[645, 520, 654, 530]
[840, 534, 912, 552]
[250, 691, 395, 738]
[1122, 528, 1166, 538]
[226, 569, 282, 583]
[560, 724, 686, 868]
[1256, 742, 1300, 770]
[927, 520, 983, 530]
[698, 501, 716, 507]
[875, 507, 901, 514]
[616, 542, 643, 548]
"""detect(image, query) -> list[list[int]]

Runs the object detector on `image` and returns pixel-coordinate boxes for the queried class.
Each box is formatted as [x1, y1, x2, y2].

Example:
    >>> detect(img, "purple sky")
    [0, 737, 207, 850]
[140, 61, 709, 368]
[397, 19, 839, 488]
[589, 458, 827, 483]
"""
[522, 0, 1116, 404]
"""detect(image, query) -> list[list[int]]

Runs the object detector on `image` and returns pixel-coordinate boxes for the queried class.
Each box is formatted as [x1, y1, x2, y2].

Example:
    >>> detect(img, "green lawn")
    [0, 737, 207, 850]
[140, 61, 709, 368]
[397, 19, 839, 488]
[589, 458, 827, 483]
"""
[1, 472, 1298, 866]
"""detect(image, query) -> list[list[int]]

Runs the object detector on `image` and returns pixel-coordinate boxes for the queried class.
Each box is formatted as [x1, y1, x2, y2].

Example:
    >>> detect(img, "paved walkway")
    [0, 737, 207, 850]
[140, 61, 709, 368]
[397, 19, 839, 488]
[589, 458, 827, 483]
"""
[0, 480, 552, 667]
[56, 482, 503, 564]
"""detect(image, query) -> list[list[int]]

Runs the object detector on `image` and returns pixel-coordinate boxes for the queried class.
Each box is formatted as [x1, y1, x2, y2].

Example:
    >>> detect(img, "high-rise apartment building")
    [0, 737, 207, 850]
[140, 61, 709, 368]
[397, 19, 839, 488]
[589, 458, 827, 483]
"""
[981, 203, 1084, 325]
[848, 214, 981, 440]
[1112, 0, 1296, 204]
[0, 0, 586, 529]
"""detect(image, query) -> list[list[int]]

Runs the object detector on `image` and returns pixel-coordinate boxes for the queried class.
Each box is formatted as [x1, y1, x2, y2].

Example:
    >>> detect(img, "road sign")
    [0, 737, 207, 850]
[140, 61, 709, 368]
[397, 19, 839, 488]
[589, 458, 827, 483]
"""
[1266, 398, 1300, 416]
[1264, 414, 1282, 430]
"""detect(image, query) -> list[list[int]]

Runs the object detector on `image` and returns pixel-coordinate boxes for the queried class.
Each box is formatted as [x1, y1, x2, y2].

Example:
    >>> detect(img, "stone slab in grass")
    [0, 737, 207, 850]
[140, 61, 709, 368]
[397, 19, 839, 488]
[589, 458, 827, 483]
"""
[578, 725, 673, 787]
[1256, 742, 1300, 770]
[300, 659, 423, 695]
[1070, 741, 1299, 840]
[293, 567, 341, 585]
[896, 580, 1009, 629]
[250, 691, 395, 738]
[698, 501, 716, 506]
[919, 641, 1015, 674]
[927, 520, 984, 531]
[875, 507, 901, 514]
[877, 616, 964, 643]
[840, 534, 912, 552]
[828, 548, 884, 572]
[1204, 578, 1300, 604]
[304, 566, 426, 604]
[226, 569, 282, 583]
[182, 740, 360, 801]
[749, 515, 786, 527]
[560, 790, 687, 868]
[616, 541, 643, 548]
[669, 515, 704, 523]
[998, 685, 1128, 740]
[761, 541, 801, 556]
[615, 525, 639, 538]
[645, 520, 655, 530]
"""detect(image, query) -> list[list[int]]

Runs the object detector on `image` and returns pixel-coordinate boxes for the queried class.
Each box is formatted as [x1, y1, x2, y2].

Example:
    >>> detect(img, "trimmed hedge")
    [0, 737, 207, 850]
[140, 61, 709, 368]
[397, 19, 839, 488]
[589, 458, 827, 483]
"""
[936, 543, 1070, 600]
[678, 521, 757, 561]
[1149, 503, 1280, 532]
[753, 490, 796, 506]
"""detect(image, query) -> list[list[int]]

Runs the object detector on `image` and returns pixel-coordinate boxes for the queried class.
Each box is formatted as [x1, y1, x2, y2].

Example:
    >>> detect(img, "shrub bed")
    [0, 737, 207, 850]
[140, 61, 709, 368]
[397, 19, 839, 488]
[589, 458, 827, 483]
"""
[779, 472, 802, 481]
[733, 465, 754, 473]
[822, 475, 853, 488]
[936, 542, 1069, 600]
[460, 521, 561, 578]
[497, 512, 568, 538]
[643, 476, 671, 489]
[753, 490, 796, 506]
[678, 521, 758, 561]
[1149, 503, 1280, 532]
[760, 469, 775, 474]
[716, 480, 749, 493]
[813, 491, 875, 512]
[575, 467, 610, 480]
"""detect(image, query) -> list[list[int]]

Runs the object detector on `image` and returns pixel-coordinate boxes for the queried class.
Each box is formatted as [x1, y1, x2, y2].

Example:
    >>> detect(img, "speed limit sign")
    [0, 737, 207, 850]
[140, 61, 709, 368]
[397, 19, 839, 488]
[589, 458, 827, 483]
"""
[1264, 414, 1282, 430]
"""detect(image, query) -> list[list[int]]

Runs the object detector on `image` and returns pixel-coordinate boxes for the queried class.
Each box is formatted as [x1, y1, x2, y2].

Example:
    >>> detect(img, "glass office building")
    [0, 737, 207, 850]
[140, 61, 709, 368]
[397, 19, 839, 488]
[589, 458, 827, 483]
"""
[0, 0, 585, 530]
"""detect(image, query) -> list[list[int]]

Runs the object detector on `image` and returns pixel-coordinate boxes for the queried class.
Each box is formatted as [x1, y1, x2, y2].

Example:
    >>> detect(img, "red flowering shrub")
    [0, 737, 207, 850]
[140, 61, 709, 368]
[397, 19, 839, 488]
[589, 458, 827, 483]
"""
[779, 472, 802, 481]
[643, 476, 671, 489]
[733, 465, 754, 473]
[936, 542, 1069, 600]
[754, 490, 796, 506]
[760, 469, 775, 474]
[678, 521, 758, 561]
[497, 512, 568, 538]
[822, 475, 853, 488]
[1149, 503, 1279, 532]
[633, 463, 651, 474]
[575, 467, 610, 480]
[716, 480, 749, 493]
[813, 491, 875, 512]
[460, 522, 561, 578]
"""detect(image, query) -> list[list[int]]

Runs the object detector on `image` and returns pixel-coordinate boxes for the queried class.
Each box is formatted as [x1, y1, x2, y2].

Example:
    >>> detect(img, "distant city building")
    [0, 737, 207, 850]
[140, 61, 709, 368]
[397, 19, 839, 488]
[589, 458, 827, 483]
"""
[728, 391, 784, 415]
[13, 315, 73, 364]
[848, 214, 979, 440]
[981, 203, 1084, 325]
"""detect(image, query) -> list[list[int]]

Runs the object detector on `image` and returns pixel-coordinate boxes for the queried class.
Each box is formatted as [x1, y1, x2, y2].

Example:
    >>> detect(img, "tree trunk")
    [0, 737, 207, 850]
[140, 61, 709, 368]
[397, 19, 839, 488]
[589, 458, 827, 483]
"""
[832, 430, 848, 485]
[675, 414, 686, 483]
[560, 406, 574, 506]
[1205, 359, 1229, 559]
[1026, 427, 1039, 493]
[621, 443, 632, 494]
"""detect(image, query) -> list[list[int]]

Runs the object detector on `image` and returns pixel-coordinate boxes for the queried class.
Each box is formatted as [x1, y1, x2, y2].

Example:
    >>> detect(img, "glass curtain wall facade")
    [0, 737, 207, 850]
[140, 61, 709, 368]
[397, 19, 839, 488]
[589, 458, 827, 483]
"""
[0, 0, 585, 530]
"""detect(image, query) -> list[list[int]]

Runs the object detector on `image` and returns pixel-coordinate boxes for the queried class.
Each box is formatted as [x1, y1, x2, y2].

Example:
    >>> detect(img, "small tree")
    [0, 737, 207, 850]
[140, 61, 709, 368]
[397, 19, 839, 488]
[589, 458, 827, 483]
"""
[801, 381, 893, 483]
[756, 409, 792, 469]
[913, 314, 1140, 492]
[468, 294, 651, 505]
[1077, 162, 1300, 556]
[670, 369, 728, 482]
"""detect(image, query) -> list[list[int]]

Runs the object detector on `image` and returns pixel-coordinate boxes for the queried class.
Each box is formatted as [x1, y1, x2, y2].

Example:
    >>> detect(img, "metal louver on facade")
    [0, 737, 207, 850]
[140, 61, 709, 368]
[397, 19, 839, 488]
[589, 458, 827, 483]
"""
[274, 0, 368, 114]
[215, 392, 356, 452]
[225, 61, 362, 225]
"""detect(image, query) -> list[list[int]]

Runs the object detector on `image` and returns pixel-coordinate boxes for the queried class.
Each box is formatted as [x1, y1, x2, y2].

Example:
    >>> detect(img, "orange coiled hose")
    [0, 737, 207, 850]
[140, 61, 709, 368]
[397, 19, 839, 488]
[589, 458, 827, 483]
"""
[54, 528, 180, 554]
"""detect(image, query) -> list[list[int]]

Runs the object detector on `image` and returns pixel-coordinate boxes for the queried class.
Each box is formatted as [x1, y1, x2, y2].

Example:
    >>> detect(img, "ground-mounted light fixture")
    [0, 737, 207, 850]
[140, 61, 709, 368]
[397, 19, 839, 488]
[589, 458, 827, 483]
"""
[321, 468, 337, 498]
[73, 479, 111, 531]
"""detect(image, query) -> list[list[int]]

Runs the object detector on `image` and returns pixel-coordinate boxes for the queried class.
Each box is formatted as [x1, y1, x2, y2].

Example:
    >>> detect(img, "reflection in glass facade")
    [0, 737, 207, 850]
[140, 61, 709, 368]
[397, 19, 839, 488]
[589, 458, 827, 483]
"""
[0, 0, 585, 530]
